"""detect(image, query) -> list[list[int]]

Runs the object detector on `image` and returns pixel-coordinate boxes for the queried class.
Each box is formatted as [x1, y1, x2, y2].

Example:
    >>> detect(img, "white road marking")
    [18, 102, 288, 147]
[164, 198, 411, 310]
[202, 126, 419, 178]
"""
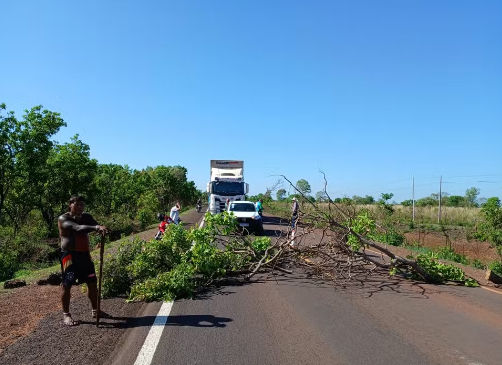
[134, 211, 207, 365]
[133, 301, 173, 365]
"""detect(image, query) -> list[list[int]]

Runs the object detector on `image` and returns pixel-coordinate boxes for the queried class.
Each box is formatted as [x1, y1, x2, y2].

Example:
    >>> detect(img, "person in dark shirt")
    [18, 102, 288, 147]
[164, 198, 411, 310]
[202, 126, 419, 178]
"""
[58, 195, 108, 326]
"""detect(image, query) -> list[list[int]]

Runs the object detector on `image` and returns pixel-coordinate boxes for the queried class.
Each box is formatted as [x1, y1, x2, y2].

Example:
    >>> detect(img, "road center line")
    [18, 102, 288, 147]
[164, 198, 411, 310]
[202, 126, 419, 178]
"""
[133, 301, 173, 365]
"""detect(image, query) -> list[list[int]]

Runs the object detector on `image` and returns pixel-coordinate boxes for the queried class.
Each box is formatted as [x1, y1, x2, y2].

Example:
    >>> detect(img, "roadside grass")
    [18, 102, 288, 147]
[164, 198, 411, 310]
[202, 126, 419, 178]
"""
[267, 202, 482, 227]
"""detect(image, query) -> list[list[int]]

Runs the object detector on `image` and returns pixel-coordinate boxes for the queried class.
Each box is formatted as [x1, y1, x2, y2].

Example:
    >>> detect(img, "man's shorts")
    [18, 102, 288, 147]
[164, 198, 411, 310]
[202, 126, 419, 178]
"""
[60, 250, 97, 287]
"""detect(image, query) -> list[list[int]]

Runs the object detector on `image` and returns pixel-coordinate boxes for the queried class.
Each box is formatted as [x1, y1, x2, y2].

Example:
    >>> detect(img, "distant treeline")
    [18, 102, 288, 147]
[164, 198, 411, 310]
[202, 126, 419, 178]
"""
[248, 177, 486, 208]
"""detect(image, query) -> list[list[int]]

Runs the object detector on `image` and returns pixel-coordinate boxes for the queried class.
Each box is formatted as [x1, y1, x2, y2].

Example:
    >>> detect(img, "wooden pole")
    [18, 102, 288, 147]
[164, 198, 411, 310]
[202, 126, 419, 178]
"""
[438, 175, 442, 223]
[96, 234, 105, 327]
[412, 175, 415, 222]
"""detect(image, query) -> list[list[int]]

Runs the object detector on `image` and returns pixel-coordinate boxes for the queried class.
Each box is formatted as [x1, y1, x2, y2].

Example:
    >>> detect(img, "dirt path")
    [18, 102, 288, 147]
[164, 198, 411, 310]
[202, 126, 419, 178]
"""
[0, 208, 204, 362]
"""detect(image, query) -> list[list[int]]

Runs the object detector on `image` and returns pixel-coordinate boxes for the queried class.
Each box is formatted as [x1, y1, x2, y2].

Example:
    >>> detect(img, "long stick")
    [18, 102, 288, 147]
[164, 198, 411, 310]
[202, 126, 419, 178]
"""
[96, 234, 105, 327]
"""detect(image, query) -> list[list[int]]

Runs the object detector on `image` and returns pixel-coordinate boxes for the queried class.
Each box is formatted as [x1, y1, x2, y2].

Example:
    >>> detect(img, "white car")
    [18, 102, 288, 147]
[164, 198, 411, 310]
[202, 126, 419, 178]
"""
[226, 201, 264, 235]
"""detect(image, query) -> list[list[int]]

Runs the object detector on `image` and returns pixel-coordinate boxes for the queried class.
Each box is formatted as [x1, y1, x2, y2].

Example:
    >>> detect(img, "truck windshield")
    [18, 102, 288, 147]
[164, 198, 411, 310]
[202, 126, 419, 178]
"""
[212, 181, 245, 195]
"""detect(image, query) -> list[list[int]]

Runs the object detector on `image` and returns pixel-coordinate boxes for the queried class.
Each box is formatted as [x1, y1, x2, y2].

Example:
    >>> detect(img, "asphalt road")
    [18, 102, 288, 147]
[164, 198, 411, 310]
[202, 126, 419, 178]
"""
[110, 213, 502, 365]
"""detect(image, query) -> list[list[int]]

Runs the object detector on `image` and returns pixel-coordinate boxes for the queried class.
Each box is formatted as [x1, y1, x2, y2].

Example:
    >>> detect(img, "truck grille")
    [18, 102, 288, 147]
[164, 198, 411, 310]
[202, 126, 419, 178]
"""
[214, 197, 242, 213]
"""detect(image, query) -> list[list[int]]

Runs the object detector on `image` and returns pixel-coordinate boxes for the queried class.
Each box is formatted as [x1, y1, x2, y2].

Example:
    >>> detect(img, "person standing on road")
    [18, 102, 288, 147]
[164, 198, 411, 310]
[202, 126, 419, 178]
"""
[170, 201, 181, 224]
[256, 199, 264, 218]
[291, 197, 299, 230]
[58, 195, 109, 326]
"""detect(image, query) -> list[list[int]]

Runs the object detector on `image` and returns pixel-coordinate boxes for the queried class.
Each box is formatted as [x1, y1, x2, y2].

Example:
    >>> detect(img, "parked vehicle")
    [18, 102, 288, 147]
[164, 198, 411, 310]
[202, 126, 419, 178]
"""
[207, 160, 249, 214]
[227, 200, 263, 235]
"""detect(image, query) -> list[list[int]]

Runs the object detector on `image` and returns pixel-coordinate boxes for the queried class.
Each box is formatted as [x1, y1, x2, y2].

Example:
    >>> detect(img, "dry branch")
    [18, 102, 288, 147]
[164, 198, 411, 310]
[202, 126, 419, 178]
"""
[227, 176, 476, 288]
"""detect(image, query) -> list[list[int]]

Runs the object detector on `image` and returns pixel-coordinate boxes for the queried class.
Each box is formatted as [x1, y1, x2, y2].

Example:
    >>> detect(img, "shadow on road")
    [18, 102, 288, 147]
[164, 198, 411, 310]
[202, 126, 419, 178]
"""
[263, 270, 448, 300]
[80, 314, 233, 329]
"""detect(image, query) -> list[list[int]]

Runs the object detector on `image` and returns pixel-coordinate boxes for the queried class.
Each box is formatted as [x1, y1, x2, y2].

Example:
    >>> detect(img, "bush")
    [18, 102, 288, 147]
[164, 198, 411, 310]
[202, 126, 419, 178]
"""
[101, 238, 144, 297]
[435, 247, 470, 265]
[489, 261, 502, 276]
[102, 213, 256, 301]
[371, 229, 404, 247]
[136, 209, 154, 231]
[129, 263, 197, 301]
[414, 253, 477, 286]
[0, 250, 20, 282]
[472, 259, 485, 270]
[0, 225, 58, 282]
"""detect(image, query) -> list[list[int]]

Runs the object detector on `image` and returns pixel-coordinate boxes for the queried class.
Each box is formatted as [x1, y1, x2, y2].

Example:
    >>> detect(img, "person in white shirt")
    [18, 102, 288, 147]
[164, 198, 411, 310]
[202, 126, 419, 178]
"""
[170, 202, 181, 224]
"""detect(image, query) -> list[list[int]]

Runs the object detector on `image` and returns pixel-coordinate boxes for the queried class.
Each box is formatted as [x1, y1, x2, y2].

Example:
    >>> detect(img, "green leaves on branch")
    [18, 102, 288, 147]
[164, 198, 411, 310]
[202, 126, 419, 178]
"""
[413, 253, 478, 287]
[346, 212, 476, 286]
[102, 214, 270, 302]
[346, 212, 376, 251]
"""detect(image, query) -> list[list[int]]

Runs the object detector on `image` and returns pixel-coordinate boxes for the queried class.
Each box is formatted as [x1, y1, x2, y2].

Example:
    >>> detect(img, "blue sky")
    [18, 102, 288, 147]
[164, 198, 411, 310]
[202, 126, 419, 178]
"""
[2, 0, 501, 203]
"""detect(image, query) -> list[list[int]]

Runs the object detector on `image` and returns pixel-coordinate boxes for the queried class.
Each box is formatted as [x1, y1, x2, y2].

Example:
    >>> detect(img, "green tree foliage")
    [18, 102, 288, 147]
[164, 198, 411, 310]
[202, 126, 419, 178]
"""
[316, 191, 329, 202]
[39, 135, 98, 233]
[0, 104, 66, 226]
[476, 197, 502, 246]
[102, 213, 271, 301]
[352, 195, 375, 205]
[401, 199, 413, 206]
[248, 193, 272, 204]
[445, 195, 464, 207]
[378, 193, 394, 214]
[464, 187, 480, 207]
[0, 103, 202, 282]
[416, 195, 437, 207]
[276, 189, 286, 201]
[295, 179, 311, 196]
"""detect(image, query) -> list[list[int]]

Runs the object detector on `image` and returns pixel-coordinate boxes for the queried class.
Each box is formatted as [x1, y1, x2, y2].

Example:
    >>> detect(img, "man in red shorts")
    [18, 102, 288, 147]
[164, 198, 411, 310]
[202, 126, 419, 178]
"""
[58, 195, 108, 326]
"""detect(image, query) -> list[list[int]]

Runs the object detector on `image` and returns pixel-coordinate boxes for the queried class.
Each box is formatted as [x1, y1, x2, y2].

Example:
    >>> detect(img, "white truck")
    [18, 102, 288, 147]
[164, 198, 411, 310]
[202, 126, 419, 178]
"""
[207, 160, 249, 214]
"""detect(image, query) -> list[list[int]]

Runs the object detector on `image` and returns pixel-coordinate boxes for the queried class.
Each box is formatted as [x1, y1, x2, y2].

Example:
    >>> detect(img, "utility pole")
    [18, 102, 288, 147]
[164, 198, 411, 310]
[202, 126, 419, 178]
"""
[412, 175, 415, 222]
[438, 175, 442, 223]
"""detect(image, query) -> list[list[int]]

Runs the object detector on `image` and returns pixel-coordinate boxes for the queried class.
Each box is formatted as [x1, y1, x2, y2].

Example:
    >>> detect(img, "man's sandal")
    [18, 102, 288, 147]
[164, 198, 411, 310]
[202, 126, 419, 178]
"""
[63, 313, 79, 326]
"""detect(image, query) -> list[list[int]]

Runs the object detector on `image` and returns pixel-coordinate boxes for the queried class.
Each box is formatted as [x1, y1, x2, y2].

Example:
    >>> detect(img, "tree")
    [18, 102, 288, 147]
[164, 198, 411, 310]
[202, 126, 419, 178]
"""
[38, 135, 98, 233]
[416, 196, 436, 207]
[276, 189, 286, 201]
[352, 195, 374, 205]
[445, 195, 464, 207]
[93, 164, 131, 215]
[401, 199, 413, 207]
[316, 191, 329, 202]
[479, 197, 502, 246]
[379, 193, 394, 204]
[465, 187, 480, 207]
[378, 193, 394, 214]
[0, 104, 66, 226]
[295, 179, 311, 196]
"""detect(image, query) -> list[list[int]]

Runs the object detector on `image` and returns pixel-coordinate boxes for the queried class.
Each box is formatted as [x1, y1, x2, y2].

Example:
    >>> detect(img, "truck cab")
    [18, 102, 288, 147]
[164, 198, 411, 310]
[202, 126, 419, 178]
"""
[207, 160, 249, 214]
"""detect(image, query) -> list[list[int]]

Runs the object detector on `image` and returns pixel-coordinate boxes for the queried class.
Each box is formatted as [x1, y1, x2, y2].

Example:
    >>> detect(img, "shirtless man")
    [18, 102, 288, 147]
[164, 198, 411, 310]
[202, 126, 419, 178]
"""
[58, 195, 108, 326]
